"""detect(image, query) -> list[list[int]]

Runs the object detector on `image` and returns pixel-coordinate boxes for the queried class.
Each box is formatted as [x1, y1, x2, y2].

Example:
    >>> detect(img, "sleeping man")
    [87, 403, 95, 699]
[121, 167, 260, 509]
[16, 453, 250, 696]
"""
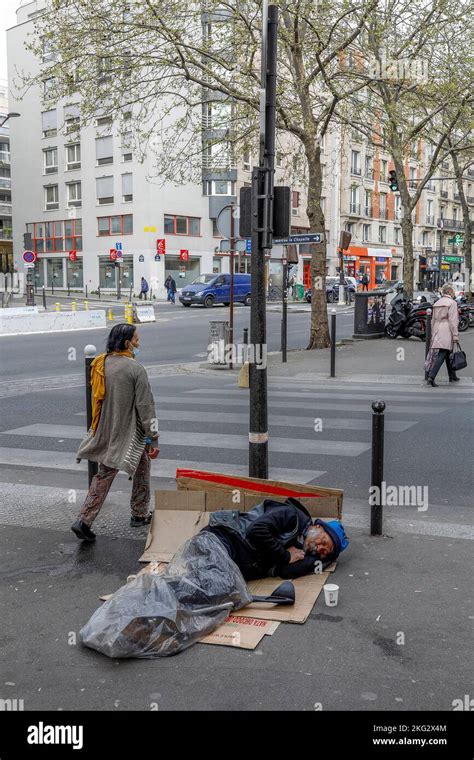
[201, 496, 349, 581]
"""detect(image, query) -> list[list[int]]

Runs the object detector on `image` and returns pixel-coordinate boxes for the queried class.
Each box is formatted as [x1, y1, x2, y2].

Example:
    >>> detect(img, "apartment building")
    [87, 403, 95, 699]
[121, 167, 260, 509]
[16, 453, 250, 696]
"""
[0, 81, 13, 274]
[7, 0, 243, 297]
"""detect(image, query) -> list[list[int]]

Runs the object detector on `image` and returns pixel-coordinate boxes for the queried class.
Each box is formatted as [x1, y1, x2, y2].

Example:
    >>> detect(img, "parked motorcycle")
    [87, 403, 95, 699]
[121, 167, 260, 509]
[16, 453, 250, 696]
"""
[456, 296, 474, 329]
[385, 297, 429, 340]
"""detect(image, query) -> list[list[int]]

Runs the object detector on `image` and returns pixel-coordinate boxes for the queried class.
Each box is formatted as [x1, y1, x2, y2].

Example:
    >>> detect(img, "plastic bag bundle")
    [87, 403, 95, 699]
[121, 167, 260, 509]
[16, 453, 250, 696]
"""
[79, 532, 252, 658]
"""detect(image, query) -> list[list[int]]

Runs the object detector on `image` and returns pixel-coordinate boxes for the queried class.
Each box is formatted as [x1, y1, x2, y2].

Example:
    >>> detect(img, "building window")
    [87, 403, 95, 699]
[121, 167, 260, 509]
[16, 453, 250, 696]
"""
[66, 143, 81, 170]
[362, 224, 371, 242]
[345, 222, 355, 235]
[421, 230, 430, 247]
[44, 185, 59, 211]
[121, 173, 133, 202]
[41, 110, 57, 138]
[395, 195, 402, 219]
[96, 136, 113, 166]
[394, 227, 401, 245]
[64, 104, 80, 135]
[351, 150, 361, 175]
[276, 151, 283, 168]
[379, 192, 387, 219]
[97, 214, 133, 236]
[350, 186, 360, 214]
[380, 160, 388, 182]
[95, 114, 113, 127]
[41, 36, 56, 62]
[378, 225, 386, 243]
[26, 218, 82, 253]
[96, 176, 114, 205]
[43, 148, 58, 175]
[291, 191, 300, 216]
[212, 219, 221, 237]
[164, 215, 201, 235]
[204, 180, 235, 196]
[364, 189, 372, 216]
[66, 181, 82, 208]
[43, 77, 56, 97]
[243, 150, 251, 171]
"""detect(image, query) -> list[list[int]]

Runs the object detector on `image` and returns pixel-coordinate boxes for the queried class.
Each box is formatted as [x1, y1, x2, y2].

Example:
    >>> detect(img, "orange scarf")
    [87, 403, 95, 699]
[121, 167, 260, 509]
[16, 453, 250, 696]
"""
[90, 350, 133, 434]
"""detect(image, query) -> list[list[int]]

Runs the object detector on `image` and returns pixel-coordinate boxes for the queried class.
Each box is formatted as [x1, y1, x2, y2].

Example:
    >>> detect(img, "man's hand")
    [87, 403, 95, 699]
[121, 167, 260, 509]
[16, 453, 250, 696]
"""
[288, 546, 305, 564]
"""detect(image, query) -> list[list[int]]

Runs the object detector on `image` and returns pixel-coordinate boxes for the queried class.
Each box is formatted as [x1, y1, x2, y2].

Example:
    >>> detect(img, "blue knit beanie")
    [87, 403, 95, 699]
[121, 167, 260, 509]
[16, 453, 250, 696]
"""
[314, 519, 349, 560]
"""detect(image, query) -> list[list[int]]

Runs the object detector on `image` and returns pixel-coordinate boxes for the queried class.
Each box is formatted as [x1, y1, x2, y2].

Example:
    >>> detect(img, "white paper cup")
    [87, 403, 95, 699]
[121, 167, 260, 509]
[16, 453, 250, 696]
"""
[323, 583, 339, 607]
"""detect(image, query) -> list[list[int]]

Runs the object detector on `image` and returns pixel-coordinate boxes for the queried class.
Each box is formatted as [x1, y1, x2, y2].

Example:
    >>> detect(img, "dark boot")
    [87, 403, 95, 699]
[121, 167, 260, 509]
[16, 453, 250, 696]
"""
[130, 512, 153, 527]
[71, 519, 96, 542]
[427, 377, 438, 387]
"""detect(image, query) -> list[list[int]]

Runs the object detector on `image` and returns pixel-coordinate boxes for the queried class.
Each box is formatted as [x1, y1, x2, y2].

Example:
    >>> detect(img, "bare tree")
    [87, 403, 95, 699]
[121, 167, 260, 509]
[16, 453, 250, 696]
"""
[21, 0, 377, 349]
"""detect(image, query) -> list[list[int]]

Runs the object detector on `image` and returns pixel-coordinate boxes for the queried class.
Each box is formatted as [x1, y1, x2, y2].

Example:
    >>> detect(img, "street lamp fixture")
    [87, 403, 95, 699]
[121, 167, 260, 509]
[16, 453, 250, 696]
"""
[0, 112, 21, 127]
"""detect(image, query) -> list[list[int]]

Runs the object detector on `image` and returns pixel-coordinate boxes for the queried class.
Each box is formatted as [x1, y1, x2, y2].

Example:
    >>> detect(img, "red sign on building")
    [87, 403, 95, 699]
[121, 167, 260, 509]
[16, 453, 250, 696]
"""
[69, 250, 77, 262]
[180, 249, 189, 261]
[156, 239, 166, 255]
[110, 249, 118, 261]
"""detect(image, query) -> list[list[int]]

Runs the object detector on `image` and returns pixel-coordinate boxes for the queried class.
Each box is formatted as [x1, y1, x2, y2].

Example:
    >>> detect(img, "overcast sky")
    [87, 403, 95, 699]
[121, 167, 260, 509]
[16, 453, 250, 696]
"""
[0, 0, 29, 86]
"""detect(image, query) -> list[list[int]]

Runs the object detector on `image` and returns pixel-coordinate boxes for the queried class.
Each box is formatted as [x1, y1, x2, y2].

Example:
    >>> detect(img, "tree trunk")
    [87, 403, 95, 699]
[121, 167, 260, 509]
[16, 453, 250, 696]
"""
[306, 145, 330, 349]
[450, 150, 472, 298]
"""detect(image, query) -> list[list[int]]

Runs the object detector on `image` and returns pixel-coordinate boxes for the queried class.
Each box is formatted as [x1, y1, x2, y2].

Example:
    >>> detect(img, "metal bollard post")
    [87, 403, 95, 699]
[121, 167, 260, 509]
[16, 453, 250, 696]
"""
[85, 284, 88, 298]
[370, 400, 385, 536]
[84, 345, 98, 487]
[243, 327, 248, 345]
[51, 281, 54, 296]
[55, 302, 61, 312]
[108, 308, 113, 321]
[42, 285, 46, 310]
[71, 301, 77, 312]
[67, 283, 70, 297]
[84, 300, 89, 311]
[330, 309, 337, 378]
[129, 285, 132, 301]
[98, 286, 101, 300]
[424, 308, 432, 380]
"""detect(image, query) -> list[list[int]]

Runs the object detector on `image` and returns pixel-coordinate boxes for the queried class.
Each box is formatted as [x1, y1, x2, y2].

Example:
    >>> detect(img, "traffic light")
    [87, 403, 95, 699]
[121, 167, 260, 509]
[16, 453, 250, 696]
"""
[388, 170, 399, 192]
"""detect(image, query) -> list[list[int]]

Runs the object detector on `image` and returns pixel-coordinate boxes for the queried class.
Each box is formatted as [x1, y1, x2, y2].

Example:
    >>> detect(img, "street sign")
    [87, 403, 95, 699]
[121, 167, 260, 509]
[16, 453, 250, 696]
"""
[69, 250, 77, 262]
[156, 239, 166, 255]
[155, 254, 161, 262]
[138, 254, 145, 262]
[180, 249, 189, 261]
[109, 249, 118, 261]
[115, 242, 123, 251]
[273, 233, 324, 245]
[24, 263, 35, 269]
[246, 239, 251, 253]
[447, 234, 464, 246]
[442, 255, 464, 264]
[216, 205, 240, 239]
[23, 250, 36, 264]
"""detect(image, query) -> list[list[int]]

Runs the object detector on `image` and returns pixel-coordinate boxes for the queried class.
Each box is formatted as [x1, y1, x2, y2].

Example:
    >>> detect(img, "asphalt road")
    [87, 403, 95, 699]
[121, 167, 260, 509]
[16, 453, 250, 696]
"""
[0, 302, 354, 382]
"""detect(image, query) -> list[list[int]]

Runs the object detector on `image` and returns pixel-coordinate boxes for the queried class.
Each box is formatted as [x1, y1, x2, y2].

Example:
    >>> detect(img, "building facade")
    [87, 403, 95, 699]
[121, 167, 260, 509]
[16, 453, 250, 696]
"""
[0, 80, 13, 274]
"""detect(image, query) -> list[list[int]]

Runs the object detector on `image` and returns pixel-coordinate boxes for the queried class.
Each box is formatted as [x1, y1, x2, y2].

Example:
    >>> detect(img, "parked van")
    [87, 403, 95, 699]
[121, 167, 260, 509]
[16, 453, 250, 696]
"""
[179, 273, 251, 308]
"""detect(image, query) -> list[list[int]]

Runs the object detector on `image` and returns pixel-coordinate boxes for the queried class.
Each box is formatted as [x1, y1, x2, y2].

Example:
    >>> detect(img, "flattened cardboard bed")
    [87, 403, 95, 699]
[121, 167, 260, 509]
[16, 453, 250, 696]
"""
[137, 470, 343, 649]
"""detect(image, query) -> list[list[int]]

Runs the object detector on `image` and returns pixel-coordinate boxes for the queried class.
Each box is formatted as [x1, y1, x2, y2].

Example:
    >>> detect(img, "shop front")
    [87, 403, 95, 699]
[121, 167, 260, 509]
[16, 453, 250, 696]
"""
[33, 255, 84, 290]
[99, 255, 134, 291]
[343, 246, 391, 288]
[165, 255, 200, 288]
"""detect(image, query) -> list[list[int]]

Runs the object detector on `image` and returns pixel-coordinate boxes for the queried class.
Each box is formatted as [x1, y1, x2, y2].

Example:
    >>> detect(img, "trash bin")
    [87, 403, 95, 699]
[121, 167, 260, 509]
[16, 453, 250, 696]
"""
[296, 283, 305, 301]
[208, 320, 230, 365]
[353, 290, 388, 339]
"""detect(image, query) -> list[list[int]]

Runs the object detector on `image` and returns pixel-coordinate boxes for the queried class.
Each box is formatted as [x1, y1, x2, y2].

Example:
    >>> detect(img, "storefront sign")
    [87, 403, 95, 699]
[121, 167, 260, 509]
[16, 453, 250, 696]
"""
[138, 254, 145, 262]
[442, 255, 463, 264]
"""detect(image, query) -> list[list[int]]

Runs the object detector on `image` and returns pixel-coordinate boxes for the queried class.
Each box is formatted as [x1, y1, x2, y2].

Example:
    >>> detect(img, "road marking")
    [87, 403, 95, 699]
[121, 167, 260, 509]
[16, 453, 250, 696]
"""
[186, 388, 471, 405]
[1, 424, 372, 456]
[0, 450, 323, 483]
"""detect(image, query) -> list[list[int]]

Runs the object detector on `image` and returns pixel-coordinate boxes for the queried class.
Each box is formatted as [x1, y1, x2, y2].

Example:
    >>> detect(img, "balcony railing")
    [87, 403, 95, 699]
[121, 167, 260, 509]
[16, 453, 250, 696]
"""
[350, 166, 361, 176]
[426, 215, 435, 225]
[364, 205, 373, 217]
[409, 180, 418, 189]
[0, 203, 12, 216]
[379, 208, 388, 220]
[468, 168, 474, 178]
[441, 160, 449, 169]
[468, 196, 474, 204]
[365, 169, 374, 180]
[438, 218, 464, 230]
[0, 178, 11, 189]
[454, 193, 460, 201]
[440, 190, 448, 198]
[349, 203, 361, 215]
[0, 229, 12, 240]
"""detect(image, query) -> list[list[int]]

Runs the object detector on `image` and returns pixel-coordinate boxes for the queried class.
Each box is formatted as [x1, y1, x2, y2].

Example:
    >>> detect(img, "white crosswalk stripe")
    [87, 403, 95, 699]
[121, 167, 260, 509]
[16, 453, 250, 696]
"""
[1, 380, 468, 487]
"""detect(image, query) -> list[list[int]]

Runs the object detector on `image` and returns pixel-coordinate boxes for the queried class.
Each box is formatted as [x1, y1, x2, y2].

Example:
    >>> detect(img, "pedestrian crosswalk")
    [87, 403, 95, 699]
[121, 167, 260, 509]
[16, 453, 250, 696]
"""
[1, 377, 472, 487]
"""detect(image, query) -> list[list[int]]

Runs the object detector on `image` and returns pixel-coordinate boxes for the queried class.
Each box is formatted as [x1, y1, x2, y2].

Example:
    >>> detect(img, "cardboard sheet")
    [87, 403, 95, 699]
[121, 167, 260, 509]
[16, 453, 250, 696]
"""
[140, 510, 209, 563]
[233, 571, 331, 624]
[199, 615, 280, 650]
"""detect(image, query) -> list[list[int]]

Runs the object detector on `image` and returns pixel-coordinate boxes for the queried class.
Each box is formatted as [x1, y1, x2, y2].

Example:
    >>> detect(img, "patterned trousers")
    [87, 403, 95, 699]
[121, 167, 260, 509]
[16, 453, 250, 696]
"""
[78, 449, 150, 526]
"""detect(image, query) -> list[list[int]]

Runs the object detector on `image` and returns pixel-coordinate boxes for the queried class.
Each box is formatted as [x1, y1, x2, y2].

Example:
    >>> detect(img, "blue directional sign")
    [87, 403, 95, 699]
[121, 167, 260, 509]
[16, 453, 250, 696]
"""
[115, 242, 123, 251]
[246, 239, 251, 253]
[274, 233, 324, 245]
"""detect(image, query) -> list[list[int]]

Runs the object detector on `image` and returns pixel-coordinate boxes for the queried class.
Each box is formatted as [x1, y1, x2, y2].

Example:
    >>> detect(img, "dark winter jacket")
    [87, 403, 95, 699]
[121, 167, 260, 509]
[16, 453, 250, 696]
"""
[203, 498, 326, 581]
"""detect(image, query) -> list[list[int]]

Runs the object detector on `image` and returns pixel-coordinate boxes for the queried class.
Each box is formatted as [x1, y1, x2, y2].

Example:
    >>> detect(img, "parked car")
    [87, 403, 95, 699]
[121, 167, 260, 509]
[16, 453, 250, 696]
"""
[305, 277, 355, 303]
[179, 273, 251, 308]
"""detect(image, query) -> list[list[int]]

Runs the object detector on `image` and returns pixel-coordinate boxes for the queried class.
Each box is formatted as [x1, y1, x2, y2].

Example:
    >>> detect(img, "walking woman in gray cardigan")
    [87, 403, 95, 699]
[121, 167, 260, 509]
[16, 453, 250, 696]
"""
[72, 324, 159, 542]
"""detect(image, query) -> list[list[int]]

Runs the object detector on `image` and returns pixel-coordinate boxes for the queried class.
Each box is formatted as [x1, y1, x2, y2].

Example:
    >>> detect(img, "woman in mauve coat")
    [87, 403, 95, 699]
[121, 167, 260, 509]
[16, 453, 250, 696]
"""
[426, 284, 460, 387]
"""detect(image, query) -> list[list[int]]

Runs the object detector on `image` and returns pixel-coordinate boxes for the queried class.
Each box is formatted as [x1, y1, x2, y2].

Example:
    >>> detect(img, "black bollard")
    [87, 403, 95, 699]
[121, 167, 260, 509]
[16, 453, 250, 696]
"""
[370, 400, 385, 536]
[424, 308, 432, 380]
[51, 280, 54, 296]
[129, 285, 133, 301]
[84, 345, 99, 487]
[330, 309, 337, 378]
[42, 285, 46, 310]
[98, 286, 101, 300]
[85, 284, 88, 299]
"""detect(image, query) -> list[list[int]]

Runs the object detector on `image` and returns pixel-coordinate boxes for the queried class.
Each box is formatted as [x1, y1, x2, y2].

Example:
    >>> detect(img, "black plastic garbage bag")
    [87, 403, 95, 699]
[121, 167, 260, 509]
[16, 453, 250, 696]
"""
[79, 533, 253, 658]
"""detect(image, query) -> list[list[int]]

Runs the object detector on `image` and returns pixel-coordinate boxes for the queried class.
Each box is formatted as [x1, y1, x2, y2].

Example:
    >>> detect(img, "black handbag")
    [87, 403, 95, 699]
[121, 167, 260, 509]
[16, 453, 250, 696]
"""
[449, 342, 467, 372]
